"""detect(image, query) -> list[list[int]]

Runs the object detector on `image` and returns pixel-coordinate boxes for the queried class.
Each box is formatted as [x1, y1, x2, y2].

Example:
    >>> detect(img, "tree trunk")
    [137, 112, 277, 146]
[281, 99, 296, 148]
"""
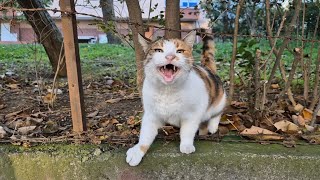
[17, 0, 67, 77]
[100, 0, 121, 44]
[228, 0, 244, 103]
[165, 0, 181, 39]
[125, 0, 145, 94]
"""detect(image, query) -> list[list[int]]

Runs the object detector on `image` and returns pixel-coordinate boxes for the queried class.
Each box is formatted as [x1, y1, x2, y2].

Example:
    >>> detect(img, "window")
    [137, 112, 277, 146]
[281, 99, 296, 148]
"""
[180, 0, 198, 8]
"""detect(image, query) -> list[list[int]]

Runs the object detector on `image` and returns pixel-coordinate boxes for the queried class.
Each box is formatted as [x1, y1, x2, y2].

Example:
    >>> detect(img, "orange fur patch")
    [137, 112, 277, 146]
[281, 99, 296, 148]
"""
[201, 39, 217, 73]
[144, 38, 194, 65]
[140, 145, 149, 153]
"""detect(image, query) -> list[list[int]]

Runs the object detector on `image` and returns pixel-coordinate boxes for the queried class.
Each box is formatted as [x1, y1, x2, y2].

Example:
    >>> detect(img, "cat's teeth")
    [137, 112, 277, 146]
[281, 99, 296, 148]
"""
[173, 66, 176, 72]
[164, 66, 166, 70]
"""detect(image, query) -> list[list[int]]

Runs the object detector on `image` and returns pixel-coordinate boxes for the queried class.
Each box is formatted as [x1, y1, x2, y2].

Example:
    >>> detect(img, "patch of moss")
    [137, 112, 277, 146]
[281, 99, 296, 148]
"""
[1, 141, 320, 180]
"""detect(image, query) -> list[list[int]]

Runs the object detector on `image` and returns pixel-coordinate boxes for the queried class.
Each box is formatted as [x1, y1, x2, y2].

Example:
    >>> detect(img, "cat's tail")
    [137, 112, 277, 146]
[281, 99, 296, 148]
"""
[198, 29, 217, 74]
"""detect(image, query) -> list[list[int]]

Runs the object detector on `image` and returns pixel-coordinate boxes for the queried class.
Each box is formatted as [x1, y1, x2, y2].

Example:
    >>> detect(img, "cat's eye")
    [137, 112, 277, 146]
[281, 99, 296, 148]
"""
[176, 49, 185, 53]
[154, 49, 163, 53]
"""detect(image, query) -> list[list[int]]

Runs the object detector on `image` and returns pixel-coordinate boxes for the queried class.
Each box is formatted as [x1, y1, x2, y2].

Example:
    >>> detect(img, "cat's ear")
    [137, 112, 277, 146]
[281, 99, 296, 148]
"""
[138, 34, 151, 53]
[183, 30, 196, 48]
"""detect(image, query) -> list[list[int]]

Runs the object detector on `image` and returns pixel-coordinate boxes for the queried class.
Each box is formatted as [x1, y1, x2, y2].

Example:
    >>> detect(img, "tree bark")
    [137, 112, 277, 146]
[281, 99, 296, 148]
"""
[125, 0, 145, 94]
[100, 0, 121, 44]
[17, 0, 67, 77]
[228, 0, 244, 103]
[165, 0, 181, 39]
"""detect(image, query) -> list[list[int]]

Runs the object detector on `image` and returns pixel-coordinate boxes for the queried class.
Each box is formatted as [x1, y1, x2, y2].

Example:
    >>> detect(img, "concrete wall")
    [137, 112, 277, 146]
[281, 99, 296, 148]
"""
[1, 141, 320, 180]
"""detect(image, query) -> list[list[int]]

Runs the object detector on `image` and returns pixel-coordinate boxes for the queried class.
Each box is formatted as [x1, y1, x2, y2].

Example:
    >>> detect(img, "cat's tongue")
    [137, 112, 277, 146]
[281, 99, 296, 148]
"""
[163, 69, 174, 82]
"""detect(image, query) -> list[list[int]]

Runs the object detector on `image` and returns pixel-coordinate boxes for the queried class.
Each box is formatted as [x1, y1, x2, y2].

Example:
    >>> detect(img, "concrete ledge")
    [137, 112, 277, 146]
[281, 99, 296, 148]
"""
[1, 141, 320, 180]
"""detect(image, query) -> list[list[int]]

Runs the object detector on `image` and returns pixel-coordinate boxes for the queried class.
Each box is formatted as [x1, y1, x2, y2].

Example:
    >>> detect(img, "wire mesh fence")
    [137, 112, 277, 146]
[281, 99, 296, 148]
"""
[0, 0, 319, 143]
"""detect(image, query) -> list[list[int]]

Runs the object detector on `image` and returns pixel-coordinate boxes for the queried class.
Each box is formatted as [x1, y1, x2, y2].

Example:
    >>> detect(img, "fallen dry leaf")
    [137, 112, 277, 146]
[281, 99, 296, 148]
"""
[231, 101, 248, 109]
[304, 125, 315, 133]
[292, 115, 307, 126]
[302, 135, 320, 144]
[87, 110, 99, 118]
[43, 120, 59, 134]
[131, 129, 139, 135]
[260, 117, 275, 131]
[18, 126, 36, 135]
[29, 117, 43, 124]
[294, 104, 304, 112]
[0, 104, 6, 110]
[274, 120, 299, 134]
[31, 112, 47, 118]
[125, 93, 136, 100]
[271, 84, 280, 89]
[233, 114, 246, 130]
[127, 116, 136, 125]
[240, 126, 283, 140]
[100, 119, 110, 127]
[218, 126, 229, 136]
[118, 90, 126, 96]
[282, 140, 296, 148]
[298, 115, 310, 126]
[226, 114, 246, 131]
[106, 98, 122, 104]
[7, 119, 25, 129]
[111, 119, 119, 124]
[162, 126, 179, 135]
[42, 93, 56, 104]
[6, 84, 19, 89]
[219, 114, 233, 125]
[5, 110, 23, 119]
[302, 108, 313, 121]
[0, 126, 7, 138]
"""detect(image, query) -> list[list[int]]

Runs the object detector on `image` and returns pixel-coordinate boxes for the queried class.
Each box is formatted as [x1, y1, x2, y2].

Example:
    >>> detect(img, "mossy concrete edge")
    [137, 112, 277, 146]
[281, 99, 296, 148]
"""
[1, 141, 320, 180]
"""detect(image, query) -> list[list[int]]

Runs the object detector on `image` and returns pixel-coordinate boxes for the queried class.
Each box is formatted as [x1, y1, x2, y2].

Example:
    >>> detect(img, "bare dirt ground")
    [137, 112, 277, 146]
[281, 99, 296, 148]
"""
[0, 73, 145, 146]
[0, 71, 320, 147]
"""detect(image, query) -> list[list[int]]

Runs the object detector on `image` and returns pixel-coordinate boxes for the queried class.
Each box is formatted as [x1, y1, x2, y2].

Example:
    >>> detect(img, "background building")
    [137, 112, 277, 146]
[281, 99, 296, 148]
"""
[0, 0, 209, 44]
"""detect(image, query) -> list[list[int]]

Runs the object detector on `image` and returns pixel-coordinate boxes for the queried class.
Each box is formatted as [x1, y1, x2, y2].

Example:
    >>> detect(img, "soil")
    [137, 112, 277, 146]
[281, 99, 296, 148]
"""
[0, 72, 319, 146]
[0, 74, 143, 144]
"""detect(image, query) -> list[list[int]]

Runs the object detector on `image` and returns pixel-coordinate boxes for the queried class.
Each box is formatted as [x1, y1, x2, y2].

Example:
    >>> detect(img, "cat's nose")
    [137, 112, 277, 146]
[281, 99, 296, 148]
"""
[165, 55, 176, 61]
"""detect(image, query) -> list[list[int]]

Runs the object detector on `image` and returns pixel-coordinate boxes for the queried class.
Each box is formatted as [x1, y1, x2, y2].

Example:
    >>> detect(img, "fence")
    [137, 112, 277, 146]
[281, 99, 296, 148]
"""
[0, 0, 320, 144]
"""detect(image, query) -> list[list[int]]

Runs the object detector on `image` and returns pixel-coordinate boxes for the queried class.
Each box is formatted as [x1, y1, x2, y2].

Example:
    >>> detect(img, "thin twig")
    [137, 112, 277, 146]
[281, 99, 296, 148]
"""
[311, 98, 320, 126]
[309, 14, 320, 110]
[278, 48, 301, 106]
[265, 0, 302, 93]
[301, 0, 309, 103]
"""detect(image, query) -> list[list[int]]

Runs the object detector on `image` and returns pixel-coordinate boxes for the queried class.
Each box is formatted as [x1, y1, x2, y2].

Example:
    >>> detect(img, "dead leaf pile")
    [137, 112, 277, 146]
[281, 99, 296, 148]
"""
[240, 126, 284, 140]
[0, 109, 69, 140]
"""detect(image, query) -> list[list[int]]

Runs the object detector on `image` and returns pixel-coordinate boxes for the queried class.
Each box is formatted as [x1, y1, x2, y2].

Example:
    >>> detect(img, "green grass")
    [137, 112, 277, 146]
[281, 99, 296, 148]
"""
[0, 40, 318, 87]
[0, 43, 136, 83]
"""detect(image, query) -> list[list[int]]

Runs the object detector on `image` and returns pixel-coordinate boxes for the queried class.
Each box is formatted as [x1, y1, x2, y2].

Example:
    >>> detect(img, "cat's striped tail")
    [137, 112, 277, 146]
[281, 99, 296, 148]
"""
[198, 30, 217, 74]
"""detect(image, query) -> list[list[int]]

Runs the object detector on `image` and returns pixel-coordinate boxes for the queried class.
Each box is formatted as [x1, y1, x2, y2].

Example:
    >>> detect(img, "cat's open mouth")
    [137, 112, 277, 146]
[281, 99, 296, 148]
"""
[158, 64, 180, 82]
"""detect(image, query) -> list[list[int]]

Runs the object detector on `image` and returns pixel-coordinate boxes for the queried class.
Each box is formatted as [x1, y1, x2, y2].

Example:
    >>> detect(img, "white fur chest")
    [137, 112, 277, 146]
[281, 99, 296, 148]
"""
[142, 72, 209, 127]
[143, 85, 184, 126]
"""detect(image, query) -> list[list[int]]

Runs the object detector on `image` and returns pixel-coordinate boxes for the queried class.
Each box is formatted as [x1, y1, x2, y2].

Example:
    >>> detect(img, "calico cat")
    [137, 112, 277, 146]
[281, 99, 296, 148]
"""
[126, 31, 226, 166]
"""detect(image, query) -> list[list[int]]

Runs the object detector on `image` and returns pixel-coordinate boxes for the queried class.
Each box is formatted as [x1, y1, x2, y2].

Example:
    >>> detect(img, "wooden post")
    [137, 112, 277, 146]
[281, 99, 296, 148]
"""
[60, 0, 87, 132]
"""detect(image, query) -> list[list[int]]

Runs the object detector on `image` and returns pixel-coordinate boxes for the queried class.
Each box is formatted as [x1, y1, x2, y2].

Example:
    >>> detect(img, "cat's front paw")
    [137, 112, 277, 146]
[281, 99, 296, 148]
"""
[208, 124, 219, 134]
[180, 144, 195, 154]
[126, 145, 145, 166]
